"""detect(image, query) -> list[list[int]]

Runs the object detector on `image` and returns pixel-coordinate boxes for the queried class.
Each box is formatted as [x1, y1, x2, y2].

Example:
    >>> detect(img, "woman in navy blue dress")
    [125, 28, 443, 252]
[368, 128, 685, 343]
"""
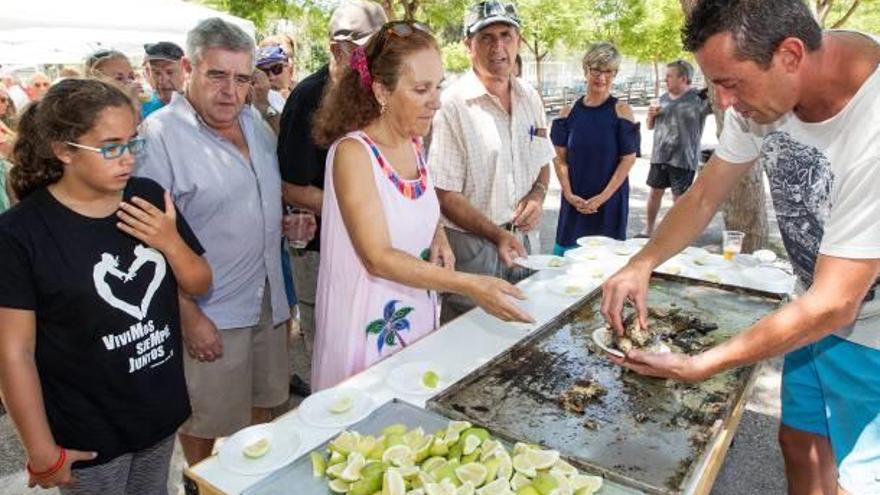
[551, 42, 640, 253]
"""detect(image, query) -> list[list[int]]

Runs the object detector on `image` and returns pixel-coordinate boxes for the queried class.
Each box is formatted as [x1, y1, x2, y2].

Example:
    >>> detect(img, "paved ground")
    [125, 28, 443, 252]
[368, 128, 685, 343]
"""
[0, 106, 789, 494]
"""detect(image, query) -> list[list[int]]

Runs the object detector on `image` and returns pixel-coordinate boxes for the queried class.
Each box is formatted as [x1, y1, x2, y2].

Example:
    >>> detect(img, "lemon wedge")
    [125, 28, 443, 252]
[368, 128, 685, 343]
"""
[329, 396, 354, 414]
[242, 437, 271, 459]
[422, 370, 441, 389]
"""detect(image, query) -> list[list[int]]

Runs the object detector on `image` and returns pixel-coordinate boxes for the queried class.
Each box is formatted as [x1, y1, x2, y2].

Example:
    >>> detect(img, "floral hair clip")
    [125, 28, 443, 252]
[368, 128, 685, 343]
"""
[350, 46, 372, 90]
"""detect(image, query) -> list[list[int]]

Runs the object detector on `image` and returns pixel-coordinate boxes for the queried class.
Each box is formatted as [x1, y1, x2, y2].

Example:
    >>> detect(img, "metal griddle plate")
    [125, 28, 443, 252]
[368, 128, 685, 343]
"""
[428, 274, 783, 495]
[242, 399, 641, 495]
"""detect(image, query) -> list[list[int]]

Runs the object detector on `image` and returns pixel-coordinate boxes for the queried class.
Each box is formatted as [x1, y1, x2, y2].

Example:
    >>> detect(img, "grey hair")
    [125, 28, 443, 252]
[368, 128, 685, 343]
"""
[186, 17, 255, 67]
[667, 59, 694, 83]
[582, 42, 622, 72]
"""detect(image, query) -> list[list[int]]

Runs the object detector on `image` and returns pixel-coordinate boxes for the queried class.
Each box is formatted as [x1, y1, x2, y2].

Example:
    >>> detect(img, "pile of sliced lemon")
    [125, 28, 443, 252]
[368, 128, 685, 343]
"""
[311, 421, 604, 495]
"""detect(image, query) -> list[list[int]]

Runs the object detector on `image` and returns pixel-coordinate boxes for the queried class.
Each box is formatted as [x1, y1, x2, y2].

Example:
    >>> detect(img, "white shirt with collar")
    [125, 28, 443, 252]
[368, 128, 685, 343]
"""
[428, 69, 555, 248]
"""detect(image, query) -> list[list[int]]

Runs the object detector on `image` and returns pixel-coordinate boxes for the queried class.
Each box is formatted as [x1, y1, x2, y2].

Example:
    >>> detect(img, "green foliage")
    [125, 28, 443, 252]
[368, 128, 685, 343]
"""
[202, 0, 289, 30]
[830, 1, 880, 32]
[285, 1, 334, 72]
[517, 0, 592, 59]
[587, 0, 645, 44]
[441, 41, 471, 74]
[617, 0, 686, 63]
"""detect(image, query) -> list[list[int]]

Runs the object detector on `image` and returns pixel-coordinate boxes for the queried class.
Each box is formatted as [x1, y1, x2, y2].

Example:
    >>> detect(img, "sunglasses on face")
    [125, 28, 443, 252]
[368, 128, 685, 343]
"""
[33, 82, 50, 88]
[65, 137, 146, 160]
[258, 64, 286, 76]
[371, 21, 433, 56]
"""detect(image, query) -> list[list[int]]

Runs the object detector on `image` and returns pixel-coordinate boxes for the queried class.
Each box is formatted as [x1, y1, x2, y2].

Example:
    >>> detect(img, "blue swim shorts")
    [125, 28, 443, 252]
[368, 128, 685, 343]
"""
[782, 335, 880, 493]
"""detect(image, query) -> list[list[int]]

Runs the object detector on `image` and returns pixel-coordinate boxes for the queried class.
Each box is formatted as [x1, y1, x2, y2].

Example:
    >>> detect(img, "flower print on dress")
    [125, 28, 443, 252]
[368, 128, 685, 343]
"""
[366, 300, 415, 354]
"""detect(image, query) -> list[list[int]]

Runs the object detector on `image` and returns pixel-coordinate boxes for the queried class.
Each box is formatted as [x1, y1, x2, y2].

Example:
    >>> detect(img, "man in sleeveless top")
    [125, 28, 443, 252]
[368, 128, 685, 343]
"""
[429, 1, 555, 323]
[602, 1, 880, 493]
[277, 0, 387, 396]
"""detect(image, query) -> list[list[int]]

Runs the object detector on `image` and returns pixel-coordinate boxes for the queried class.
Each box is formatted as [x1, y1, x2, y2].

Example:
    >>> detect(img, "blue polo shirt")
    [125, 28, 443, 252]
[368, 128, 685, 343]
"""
[141, 93, 165, 119]
[136, 93, 289, 329]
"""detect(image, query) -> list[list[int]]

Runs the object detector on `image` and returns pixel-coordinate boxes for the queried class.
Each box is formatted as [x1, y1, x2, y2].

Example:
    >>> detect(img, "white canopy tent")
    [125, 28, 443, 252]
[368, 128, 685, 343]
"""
[0, 0, 256, 66]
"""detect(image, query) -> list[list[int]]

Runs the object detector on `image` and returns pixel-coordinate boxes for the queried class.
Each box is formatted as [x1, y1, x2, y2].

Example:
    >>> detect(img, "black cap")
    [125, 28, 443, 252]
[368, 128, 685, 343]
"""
[144, 42, 184, 62]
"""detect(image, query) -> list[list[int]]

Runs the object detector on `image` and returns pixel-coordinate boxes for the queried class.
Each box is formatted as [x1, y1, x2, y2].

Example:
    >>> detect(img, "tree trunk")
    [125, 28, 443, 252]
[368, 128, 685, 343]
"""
[403, 0, 419, 21]
[681, 0, 769, 252]
[536, 53, 545, 95]
[652, 60, 660, 97]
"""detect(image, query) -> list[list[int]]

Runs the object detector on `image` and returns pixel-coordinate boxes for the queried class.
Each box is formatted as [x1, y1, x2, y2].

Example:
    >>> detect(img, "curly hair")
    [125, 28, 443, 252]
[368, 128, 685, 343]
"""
[10, 78, 135, 199]
[682, 0, 821, 68]
[313, 23, 439, 148]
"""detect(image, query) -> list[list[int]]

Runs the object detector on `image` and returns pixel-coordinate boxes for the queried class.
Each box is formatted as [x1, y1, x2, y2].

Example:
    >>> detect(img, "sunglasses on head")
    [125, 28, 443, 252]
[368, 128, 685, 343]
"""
[258, 64, 286, 76]
[371, 21, 433, 56]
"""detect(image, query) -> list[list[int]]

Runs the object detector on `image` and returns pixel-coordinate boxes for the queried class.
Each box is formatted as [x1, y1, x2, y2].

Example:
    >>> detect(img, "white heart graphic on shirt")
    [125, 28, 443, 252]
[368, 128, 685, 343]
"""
[92, 245, 166, 321]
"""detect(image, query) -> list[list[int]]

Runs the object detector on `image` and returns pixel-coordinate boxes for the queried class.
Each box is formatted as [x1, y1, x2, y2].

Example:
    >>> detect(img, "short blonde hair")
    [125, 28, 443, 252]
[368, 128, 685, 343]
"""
[582, 42, 621, 72]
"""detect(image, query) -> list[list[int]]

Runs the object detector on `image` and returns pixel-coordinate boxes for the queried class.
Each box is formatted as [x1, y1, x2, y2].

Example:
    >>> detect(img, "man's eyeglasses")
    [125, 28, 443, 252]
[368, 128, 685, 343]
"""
[65, 138, 145, 159]
[371, 21, 433, 57]
[203, 69, 253, 87]
[258, 64, 286, 76]
[588, 67, 616, 78]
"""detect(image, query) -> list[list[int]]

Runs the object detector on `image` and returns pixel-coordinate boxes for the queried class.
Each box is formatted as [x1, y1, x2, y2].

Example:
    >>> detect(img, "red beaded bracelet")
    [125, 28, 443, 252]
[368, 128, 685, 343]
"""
[26, 448, 66, 478]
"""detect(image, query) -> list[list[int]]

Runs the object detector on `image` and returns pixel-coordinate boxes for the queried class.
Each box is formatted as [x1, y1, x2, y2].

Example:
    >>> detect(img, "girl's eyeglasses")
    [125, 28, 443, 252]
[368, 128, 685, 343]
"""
[65, 137, 146, 159]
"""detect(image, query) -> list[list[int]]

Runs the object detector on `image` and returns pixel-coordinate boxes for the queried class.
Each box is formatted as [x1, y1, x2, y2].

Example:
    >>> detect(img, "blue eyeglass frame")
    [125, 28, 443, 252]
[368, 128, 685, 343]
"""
[65, 137, 146, 159]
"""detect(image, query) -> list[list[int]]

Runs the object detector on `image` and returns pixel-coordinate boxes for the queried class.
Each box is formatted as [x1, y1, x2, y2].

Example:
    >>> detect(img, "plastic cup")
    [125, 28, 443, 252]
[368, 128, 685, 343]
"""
[285, 207, 313, 249]
[722, 230, 745, 261]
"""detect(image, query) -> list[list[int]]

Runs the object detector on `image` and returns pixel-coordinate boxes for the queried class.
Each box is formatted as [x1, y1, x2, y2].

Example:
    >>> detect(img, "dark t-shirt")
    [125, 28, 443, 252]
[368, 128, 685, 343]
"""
[650, 88, 712, 171]
[0, 177, 203, 466]
[277, 65, 330, 252]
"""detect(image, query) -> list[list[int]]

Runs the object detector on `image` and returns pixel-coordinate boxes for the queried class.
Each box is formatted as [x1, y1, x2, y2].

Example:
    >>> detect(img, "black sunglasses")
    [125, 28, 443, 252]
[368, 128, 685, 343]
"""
[258, 64, 286, 76]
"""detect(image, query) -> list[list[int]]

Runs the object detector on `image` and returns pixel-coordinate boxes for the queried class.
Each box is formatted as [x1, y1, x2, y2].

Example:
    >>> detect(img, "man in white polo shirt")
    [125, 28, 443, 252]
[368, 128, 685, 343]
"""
[429, 1, 555, 323]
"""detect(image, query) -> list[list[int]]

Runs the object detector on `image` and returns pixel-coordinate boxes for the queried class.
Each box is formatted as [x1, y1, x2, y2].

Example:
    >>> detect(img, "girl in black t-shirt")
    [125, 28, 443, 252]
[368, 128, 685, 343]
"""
[0, 79, 211, 492]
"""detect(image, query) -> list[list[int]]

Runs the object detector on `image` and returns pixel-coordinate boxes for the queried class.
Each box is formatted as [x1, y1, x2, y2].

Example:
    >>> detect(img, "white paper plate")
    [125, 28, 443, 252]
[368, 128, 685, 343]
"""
[386, 361, 447, 396]
[564, 246, 601, 262]
[591, 327, 624, 358]
[513, 255, 568, 270]
[624, 237, 649, 247]
[752, 249, 778, 264]
[548, 278, 597, 298]
[611, 245, 638, 256]
[656, 262, 685, 275]
[576, 236, 616, 247]
[218, 423, 301, 476]
[297, 387, 373, 428]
